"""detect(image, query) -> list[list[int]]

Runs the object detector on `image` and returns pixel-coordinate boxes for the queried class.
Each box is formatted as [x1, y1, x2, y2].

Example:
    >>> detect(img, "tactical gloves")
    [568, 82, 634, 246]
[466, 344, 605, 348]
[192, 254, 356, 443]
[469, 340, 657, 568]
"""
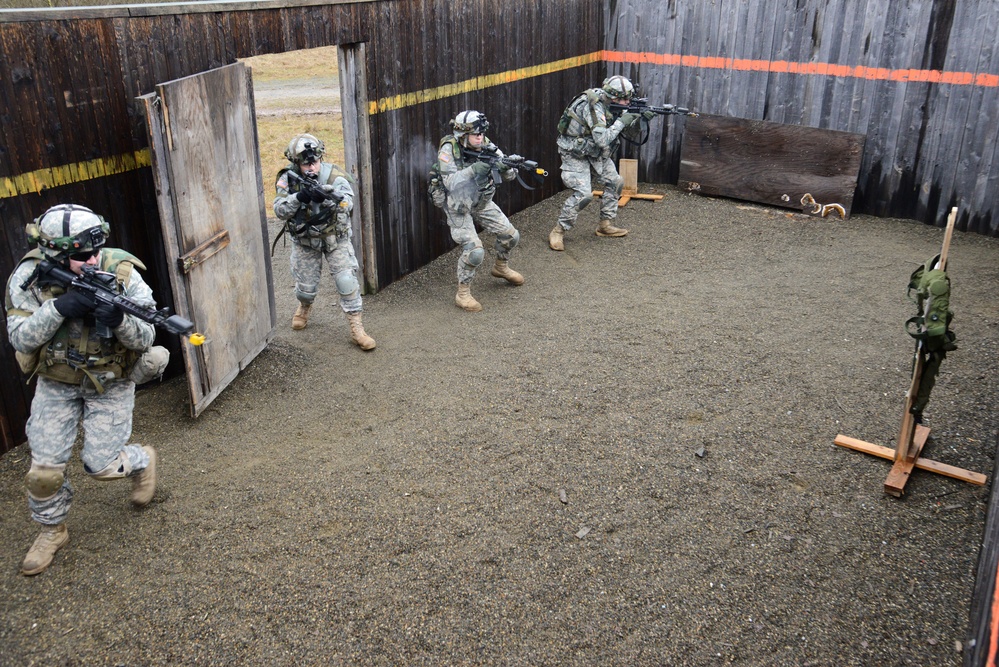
[53, 289, 95, 319]
[295, 190, 311, 204]
[94, 301, 125, 329]
[619, 112, 640, 126]
[641, 109, 657, 120]
[470, 161, 493, 177]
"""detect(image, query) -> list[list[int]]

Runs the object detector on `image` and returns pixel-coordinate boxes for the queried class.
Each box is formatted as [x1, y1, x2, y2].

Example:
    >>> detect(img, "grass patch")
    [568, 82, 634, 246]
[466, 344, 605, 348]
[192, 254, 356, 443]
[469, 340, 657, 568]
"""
[242, 47, 339, 83]
[257, 114, 346, 210]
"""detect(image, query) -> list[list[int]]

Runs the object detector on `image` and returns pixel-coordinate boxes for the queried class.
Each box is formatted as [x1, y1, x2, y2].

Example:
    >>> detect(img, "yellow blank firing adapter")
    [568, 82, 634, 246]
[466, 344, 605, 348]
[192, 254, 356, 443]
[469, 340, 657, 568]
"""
[187, 333, 207, 346]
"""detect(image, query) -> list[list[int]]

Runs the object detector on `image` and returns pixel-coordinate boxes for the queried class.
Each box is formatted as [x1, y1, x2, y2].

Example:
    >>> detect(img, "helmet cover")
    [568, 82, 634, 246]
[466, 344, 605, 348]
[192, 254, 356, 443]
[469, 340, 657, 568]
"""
[602, 75, 635, 101]
[450, 110, 490, 138]
[285, 133, 326, 164]
[26, 204, 109, 260]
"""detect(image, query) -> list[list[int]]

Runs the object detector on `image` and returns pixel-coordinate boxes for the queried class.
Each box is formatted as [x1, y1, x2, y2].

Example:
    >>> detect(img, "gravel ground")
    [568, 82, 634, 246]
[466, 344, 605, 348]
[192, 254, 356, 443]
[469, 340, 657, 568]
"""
[1, 185, 997, 666]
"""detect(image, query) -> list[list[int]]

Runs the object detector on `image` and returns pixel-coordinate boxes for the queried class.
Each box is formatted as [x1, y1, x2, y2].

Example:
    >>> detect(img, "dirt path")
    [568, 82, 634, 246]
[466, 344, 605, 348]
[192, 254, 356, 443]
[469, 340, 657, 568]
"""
[1, 186, 997, 665]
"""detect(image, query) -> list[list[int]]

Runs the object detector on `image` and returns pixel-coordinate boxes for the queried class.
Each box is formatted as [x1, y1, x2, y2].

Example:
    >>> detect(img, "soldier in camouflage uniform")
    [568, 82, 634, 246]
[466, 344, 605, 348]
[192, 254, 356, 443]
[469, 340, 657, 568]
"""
[5, 204, 168, 576]
[428, 110, 525, 312]
[273, 133, 375, 350]
[550, 75, 654, 251]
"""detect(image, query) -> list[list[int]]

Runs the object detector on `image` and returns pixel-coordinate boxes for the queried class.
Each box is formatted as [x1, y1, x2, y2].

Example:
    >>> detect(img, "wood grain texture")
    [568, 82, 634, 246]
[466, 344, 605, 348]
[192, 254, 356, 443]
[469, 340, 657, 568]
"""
[678, 113, 866, 215]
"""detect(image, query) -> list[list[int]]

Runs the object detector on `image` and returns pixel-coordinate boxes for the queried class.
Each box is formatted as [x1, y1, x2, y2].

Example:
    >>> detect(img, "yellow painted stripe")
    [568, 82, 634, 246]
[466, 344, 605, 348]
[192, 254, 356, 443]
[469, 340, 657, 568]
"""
[368, 51, 604, 115]
[0, 149, 152, 199]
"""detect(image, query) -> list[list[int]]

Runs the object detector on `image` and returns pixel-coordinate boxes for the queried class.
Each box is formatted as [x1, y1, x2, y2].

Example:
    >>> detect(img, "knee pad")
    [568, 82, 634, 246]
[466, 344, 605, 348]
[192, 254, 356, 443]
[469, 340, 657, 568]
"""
[577, 193, 594, 210]
[26, 462, 66, 500]
[464, 244, 485, 267]
[86, 453, 134, 481]
[334, 271, 360, 298]
[129, 346, 169, 384]
[294, 287, 318, 304]
[605, 174, 624, 195]
[497, 228, 520, 251]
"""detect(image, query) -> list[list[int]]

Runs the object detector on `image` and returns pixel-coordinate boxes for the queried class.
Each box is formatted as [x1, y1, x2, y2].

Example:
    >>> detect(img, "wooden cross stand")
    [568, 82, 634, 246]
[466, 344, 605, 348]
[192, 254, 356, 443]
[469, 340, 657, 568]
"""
[834, 207, 986, 496]
[593, 159, 664, 207]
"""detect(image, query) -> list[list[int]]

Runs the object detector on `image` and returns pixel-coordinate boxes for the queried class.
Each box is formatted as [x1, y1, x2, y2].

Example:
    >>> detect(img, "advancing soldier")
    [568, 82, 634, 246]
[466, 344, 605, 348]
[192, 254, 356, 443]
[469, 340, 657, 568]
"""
[550, 75, 654, 251]
[5, 204, 169, 576]
[273, 133, 375, 350]
[428, 110, 525, 312]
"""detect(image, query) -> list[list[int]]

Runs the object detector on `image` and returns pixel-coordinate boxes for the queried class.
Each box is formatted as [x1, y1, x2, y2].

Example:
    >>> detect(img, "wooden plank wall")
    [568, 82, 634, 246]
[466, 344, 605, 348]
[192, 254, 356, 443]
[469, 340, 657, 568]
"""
[606, 0, 999, 236]
[0, 0, 602, 453]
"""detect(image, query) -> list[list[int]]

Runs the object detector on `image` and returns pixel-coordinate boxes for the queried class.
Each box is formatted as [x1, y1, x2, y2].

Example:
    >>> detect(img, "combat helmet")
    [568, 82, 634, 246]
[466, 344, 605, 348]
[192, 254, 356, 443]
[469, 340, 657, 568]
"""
[25, 204, 109, 261]
[285, 133, 325, 165]
[450, 110, 490, 140]
[602, 75, 635, 101]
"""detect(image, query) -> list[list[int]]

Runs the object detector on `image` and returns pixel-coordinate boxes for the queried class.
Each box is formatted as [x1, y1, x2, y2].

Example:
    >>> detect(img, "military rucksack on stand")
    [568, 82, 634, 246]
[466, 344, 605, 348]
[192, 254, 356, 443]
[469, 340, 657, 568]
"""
[904, 253, 957, 418]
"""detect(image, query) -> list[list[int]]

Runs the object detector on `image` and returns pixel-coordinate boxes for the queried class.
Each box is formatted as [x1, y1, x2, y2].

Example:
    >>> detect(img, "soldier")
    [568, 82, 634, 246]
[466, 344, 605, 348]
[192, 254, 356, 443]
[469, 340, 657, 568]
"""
[428, 110, 525, 312]
[550, 75, 654, 251]
[5, 204, 169, 576]
[273, 133, 375, 350]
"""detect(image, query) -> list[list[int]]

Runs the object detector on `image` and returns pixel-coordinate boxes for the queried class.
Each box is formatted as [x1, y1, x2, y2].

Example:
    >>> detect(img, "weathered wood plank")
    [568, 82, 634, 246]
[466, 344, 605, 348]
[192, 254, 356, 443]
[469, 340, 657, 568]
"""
[678, 113, 866, 215]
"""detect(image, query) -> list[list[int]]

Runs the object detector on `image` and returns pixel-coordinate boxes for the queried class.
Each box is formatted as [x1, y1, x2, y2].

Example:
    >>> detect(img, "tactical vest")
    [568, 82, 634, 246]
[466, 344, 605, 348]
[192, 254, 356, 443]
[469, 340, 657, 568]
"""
[557, 89, 602, 137]
[428, 136, 465, 207]
[5, 248, 145, 392]
[278, 162, 350, 238]
[905, 254, 956, 350]
[904, 254, 958, 415]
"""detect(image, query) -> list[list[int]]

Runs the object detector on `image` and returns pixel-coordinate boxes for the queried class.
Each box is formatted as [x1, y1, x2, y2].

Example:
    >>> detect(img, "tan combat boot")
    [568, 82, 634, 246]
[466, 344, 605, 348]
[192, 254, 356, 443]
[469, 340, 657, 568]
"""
[131, 446, 157, 507]
[549, 225, 565, 251]
[292, 303, 312, 330]
[346, 312, 376, 351]
[455, 283, 483, 312]
[21, 523, 69, 576]
[596, 219, 628, 237]
[490, 259, 525, 286]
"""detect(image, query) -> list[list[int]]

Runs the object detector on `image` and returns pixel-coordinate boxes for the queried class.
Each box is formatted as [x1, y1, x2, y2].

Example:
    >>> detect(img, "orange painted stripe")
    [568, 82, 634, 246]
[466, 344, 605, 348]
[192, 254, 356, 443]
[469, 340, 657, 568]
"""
[601, 49, 999, 87]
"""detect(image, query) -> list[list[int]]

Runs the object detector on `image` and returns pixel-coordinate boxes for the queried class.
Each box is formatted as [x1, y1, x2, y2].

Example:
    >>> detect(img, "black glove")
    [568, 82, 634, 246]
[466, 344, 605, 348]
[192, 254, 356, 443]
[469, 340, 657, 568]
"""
[310, 188, 329, 203]
[53, 289, 96, 319]
[94, 301, 124, 329]
[295, 190, 311, 204]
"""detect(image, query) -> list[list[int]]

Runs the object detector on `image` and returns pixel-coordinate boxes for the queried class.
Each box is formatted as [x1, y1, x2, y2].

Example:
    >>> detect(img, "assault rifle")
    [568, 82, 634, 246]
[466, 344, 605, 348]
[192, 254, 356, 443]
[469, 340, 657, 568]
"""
[608, 97, 698, 118]
[22, 259, 205, 345]
[461, 145, 549, 190]
[287, 170, 345, 205]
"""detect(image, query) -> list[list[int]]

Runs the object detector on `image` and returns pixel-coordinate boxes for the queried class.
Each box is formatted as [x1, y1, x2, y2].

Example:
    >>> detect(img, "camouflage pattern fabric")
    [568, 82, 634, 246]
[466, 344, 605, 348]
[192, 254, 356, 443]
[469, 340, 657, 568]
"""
[274, 162, 363, 312]
[555, 88, 640, 230]
[25, 377, 148, 524]
[555, 152, 625, 230]
[6, 250, 158, 526]
[434, 137, 519, 284]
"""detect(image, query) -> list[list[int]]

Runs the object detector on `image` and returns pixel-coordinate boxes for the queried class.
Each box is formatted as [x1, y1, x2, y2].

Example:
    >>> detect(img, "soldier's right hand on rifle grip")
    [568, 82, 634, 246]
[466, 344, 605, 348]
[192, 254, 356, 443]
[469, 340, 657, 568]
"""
[53, 289, 95, 319]
[619, 112, 640, 126]
[295, 190, 311, 204]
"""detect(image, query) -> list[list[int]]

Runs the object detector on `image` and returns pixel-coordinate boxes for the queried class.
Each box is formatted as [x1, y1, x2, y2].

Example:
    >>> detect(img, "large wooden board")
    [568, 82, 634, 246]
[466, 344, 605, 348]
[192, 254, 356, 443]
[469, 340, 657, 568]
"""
[141, 63, 275, 417]
[678, 114, 866, 217]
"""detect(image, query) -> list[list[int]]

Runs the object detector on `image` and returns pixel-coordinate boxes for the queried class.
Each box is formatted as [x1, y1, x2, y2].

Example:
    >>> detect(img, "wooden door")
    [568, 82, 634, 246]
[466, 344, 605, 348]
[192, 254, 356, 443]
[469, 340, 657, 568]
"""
[140, 62, 275, 417]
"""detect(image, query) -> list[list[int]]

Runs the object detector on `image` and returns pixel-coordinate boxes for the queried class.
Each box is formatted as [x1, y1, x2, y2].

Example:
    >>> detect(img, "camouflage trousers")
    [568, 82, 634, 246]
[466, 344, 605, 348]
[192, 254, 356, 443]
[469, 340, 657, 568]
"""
[25, 376, 149, 525]
[445, 199, 517, 284]
[556, 150, 625, 230]
[290, 231, 362, 313]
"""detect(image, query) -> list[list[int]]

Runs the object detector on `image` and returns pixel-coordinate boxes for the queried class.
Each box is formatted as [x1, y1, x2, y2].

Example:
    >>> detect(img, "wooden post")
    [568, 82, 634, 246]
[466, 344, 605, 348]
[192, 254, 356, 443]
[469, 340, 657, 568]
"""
[592, 159, 664, 207]
[834, 207, 986, 496]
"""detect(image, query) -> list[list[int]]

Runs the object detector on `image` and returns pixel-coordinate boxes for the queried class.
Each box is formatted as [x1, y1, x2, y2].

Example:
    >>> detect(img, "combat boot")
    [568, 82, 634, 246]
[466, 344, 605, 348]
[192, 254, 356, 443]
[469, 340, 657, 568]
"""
[21, 523, 69, 576]
[455, 283, 483, 312]
[292, 303, 311, 330]
[490, 259, 525, 286]
[346, 312, 376, 351]
[549, 225, 565, 251]
[596, 219, 628, 237]
[131, 446, 157, 507]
